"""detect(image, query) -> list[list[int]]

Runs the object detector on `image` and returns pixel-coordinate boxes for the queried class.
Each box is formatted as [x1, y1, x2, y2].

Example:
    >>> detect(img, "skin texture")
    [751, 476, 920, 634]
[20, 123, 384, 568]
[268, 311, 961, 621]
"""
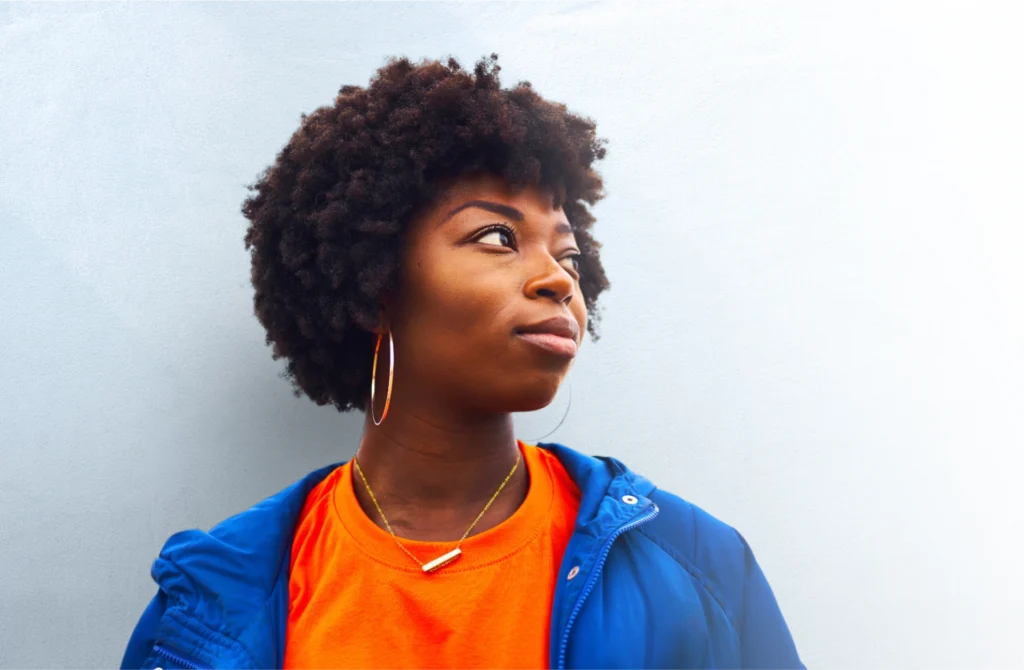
[351, 172, 587, 541]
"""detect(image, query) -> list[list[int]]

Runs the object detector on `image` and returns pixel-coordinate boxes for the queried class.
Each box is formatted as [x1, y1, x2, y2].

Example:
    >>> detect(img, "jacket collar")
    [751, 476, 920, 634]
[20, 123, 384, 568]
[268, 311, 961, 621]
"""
[542, 442, 655, 523]
[151, 442, 657, 667]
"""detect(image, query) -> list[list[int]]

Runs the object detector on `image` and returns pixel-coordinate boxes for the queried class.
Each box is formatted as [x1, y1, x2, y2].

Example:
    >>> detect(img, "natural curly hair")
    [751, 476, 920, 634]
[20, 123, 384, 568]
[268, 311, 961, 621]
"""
[240, 53, 610, 412]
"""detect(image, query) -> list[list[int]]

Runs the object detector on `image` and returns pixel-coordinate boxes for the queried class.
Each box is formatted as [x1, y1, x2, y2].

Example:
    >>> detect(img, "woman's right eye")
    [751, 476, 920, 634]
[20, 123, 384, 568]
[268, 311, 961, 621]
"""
[475, 226, 515, 248]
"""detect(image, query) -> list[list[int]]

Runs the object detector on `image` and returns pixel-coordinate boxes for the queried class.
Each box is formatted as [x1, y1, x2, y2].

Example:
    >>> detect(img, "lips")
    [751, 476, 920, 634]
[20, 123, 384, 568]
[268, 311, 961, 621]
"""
[515, 316, 580, 340]
[514, 316, 580, 358]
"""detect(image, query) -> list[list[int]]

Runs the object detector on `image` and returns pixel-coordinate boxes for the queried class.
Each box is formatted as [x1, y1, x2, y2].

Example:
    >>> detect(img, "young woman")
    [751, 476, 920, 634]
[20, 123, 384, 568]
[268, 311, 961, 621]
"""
[120, 54, 804, 670]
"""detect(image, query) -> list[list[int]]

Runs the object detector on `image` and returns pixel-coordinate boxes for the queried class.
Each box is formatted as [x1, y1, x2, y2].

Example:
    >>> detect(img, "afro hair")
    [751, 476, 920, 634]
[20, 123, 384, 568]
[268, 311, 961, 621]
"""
[240, 53, 610, 412]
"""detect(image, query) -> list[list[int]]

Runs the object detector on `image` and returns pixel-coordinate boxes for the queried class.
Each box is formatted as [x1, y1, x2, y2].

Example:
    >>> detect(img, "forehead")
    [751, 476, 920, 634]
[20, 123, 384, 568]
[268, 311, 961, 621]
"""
[429, 173, 561, 221]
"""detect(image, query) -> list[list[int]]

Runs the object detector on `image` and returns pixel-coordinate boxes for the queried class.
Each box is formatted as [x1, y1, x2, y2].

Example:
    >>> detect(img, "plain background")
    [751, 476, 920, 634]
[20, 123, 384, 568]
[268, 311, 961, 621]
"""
[2, 1, 1022, 668]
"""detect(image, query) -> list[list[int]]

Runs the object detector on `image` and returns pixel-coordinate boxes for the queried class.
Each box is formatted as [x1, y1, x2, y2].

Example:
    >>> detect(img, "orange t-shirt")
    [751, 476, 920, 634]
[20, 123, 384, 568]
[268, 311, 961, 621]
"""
[284, 440, 582, 669]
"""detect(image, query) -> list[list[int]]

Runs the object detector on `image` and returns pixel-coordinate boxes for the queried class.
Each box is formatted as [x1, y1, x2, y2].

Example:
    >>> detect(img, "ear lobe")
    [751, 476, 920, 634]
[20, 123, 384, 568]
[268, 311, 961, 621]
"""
[373, 304, 389, 335]
[352, 303, 387, 335]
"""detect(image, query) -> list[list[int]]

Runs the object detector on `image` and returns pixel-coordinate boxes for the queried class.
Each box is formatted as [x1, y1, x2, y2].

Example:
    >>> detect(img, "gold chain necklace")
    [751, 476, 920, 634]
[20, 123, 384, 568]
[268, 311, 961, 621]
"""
[352, 450, 522, 573]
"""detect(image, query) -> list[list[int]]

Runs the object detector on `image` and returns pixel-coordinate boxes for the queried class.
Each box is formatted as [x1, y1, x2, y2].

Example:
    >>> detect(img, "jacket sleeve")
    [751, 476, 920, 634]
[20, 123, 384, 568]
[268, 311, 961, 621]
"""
[735, 531, 806, 669]
[120, 590, 167, 670]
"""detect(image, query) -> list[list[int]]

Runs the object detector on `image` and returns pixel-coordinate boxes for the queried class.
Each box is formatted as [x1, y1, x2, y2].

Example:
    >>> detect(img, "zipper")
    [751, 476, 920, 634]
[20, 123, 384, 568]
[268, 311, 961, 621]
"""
[153, 643, 211, 670]
[556, 503, 660, 669]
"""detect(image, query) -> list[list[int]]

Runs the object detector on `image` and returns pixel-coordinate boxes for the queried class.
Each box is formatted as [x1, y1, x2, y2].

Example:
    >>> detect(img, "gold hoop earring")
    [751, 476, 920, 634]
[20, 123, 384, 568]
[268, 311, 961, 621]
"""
[528, 376, 573, 443]
[370, 330, 394, 426]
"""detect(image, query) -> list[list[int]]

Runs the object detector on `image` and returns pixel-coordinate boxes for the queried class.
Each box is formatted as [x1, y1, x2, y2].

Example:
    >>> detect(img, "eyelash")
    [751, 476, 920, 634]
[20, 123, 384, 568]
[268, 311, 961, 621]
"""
[475, 223, 518, 249]
[474, 223, 582, 274]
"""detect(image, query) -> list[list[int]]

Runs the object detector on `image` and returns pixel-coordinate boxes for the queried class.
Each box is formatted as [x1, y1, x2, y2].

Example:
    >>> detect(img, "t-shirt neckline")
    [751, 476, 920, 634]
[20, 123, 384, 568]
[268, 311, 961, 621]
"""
[331, 439, 555, 573]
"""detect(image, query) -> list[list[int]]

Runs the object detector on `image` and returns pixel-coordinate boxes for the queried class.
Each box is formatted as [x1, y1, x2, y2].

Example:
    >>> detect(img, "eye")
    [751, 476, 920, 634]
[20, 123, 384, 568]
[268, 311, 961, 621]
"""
[474, 224, 517, 249]
[561, 253, 582, 274]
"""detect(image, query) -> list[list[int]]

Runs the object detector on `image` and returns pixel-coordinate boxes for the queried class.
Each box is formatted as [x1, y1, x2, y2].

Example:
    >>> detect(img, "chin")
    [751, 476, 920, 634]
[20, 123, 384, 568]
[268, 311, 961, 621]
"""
[501, 375, 565, 413]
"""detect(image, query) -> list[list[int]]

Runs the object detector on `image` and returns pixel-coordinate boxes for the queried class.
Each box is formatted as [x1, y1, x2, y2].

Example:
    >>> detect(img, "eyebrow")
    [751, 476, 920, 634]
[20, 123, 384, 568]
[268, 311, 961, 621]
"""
[445, 200, 522, 222]
[443, 199, 573, 235]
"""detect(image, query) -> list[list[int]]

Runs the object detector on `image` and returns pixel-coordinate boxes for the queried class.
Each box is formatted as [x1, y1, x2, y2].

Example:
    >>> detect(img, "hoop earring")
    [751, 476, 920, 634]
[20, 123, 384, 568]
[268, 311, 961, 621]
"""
[528, 376, 573, 443]
[370, 330, 394, 426]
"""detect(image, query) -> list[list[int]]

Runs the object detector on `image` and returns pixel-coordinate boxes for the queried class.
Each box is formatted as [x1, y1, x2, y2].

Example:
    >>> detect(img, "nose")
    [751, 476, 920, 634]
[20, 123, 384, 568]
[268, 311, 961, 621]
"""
[524, 253, 575, 305]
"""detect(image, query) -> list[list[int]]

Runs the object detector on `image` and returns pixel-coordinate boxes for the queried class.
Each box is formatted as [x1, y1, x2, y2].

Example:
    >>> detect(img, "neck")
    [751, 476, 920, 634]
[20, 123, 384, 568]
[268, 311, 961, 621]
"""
[351, 399, 529, 541]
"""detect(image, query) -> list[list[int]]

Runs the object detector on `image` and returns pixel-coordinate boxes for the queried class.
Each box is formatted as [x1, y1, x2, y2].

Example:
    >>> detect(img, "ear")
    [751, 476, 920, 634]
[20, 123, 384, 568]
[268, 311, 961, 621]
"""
[373, 296, 391, 335]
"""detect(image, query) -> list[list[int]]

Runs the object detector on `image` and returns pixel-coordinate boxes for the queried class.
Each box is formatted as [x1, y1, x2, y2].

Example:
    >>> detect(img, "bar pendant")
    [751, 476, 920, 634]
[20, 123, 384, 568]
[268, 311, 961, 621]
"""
[422, 547, 462, 573]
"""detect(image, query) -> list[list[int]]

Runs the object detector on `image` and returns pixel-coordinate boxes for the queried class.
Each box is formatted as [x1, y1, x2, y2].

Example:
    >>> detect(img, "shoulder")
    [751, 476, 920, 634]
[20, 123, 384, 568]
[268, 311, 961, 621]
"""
[625, 473, 804, 668]
[643, 485, 749, 571]
[151, 462, 344, 605]
[541, 441, 755, 607]
[625, 474, 758, 629]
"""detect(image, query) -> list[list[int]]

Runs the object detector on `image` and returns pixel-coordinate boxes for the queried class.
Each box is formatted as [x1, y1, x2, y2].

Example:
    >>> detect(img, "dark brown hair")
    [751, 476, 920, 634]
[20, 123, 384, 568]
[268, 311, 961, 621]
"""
[240, 53, 610, 412]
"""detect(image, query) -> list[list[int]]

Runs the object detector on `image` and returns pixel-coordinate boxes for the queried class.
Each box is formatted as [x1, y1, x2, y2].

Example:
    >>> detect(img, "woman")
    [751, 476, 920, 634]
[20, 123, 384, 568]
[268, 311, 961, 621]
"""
[120, 54, 804, 670]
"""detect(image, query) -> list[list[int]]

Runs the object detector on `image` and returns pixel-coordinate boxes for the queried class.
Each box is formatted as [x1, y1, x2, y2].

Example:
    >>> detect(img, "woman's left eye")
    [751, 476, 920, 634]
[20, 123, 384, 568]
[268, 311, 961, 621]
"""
[562, 253, 582, 273]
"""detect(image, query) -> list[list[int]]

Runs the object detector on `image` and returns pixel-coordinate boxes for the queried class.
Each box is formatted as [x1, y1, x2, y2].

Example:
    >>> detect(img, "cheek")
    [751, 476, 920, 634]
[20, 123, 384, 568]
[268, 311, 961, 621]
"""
[573, 290, 588, 325]
[424, 271, 504, 328]
[401, 263, 514, 361]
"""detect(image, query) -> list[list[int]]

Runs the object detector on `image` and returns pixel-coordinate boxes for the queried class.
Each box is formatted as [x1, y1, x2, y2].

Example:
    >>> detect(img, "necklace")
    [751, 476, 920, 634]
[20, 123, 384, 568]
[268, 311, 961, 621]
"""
[352, 450, 522, 573]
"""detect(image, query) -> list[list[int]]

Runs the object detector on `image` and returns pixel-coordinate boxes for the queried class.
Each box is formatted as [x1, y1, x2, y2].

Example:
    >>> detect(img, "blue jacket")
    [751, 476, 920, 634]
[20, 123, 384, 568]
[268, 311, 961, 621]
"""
[120, 442, 804, 669]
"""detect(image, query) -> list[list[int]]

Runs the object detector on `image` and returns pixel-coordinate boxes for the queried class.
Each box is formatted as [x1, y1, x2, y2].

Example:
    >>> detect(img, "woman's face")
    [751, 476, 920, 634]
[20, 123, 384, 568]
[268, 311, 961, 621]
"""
[383, 173, 587, 415]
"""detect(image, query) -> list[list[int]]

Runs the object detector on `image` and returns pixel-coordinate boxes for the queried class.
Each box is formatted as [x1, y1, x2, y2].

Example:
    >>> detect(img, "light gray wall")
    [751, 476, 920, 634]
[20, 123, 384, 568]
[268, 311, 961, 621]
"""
[2, 2, 1022, 668]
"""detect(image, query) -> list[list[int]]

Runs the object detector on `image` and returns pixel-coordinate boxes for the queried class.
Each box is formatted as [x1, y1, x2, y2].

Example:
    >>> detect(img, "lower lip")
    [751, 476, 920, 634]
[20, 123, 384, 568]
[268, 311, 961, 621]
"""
[516, 332, 578, 358]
